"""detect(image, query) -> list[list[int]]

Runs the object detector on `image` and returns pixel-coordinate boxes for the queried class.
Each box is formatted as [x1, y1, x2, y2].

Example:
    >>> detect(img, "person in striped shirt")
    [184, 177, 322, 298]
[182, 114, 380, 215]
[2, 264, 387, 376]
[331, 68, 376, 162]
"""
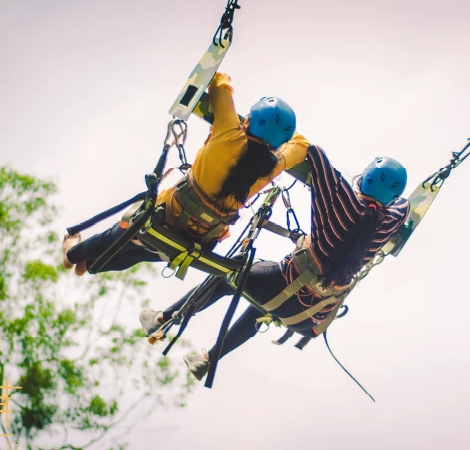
[140, 144, 410, 380]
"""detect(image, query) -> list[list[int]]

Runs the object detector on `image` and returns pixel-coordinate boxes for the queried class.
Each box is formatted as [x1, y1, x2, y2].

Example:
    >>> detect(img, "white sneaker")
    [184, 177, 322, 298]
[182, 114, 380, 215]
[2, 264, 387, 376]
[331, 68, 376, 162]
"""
[183, 352, 210, 381]
[139, 309, 162, 337]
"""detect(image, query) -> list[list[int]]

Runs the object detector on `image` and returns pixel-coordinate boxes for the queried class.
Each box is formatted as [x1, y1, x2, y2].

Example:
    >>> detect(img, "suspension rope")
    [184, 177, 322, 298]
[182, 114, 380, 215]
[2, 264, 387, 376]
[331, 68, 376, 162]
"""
[423, 138, 470, 189]
[213, 0, 241, 46]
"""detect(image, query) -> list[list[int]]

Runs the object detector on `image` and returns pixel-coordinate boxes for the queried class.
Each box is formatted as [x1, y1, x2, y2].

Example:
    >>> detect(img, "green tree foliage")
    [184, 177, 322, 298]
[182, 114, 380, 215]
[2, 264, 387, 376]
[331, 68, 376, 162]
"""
[0, 168, 195, 449]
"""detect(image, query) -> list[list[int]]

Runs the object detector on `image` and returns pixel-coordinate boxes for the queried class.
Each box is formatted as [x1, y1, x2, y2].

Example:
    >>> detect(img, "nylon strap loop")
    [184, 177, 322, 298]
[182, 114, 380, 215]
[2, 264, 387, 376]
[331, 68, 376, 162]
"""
[312, 297, 346, 336]
[280, 295, 338, 326]
[168, 242, 203, 279]
[261, 270, 316, 311]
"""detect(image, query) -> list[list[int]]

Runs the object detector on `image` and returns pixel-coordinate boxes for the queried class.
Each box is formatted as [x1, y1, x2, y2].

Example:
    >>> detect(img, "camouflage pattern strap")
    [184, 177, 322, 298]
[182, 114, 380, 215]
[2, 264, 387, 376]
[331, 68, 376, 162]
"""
[169, 38, 231, 121]
[382, 181, 440, 257]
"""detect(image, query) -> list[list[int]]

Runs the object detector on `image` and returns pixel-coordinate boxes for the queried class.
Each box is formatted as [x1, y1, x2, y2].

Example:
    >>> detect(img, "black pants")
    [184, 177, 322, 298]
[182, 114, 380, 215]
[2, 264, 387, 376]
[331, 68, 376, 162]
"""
[162, 260, 292, 360]
[67, 223, 164, 272]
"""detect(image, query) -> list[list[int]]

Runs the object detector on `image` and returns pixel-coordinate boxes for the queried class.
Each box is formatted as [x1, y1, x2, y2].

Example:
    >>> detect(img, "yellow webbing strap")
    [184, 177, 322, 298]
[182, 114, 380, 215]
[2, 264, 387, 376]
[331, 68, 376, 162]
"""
[169, 243, 202, 280]
[145, 227, 235, 278]
[146, 226, 186, 251]
[255, 313, 283, 328]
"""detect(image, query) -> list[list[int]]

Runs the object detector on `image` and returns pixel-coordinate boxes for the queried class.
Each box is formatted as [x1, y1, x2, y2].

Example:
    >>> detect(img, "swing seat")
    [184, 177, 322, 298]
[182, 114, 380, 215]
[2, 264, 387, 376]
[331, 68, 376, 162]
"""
[136, 206, 244, 280]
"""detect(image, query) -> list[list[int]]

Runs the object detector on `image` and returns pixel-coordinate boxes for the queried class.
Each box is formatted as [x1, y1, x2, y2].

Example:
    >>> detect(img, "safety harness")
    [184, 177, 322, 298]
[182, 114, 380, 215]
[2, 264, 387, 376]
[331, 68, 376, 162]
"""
[171, 170, 240, 246]
[224, 234, 355, 354]
[136, 203, 243, 281]
[266, 235, 351, 327]
[118, 168, 243, 280]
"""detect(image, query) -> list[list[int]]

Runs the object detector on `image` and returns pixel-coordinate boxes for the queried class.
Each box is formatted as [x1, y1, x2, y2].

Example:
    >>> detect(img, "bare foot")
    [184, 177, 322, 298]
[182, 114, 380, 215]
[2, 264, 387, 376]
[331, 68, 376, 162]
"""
[62, 234, 81, 270]
[74, 260, 88, 276]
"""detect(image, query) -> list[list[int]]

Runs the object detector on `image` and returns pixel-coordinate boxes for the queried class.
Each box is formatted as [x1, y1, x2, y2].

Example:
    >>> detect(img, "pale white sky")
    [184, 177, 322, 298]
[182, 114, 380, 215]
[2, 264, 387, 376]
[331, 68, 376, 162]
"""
[2, 0, 470, 449]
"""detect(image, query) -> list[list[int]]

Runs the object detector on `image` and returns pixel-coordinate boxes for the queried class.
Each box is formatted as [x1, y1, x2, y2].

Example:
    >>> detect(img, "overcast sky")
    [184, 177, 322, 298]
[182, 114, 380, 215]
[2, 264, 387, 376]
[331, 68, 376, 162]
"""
[2, 0, 470, 449]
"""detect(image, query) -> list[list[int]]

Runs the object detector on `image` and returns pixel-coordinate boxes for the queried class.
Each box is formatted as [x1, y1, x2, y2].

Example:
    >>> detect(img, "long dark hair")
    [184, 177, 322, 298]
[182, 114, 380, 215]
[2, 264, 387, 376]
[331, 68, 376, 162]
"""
[216, 138, 278, 205]
[321, 205, 380, 287]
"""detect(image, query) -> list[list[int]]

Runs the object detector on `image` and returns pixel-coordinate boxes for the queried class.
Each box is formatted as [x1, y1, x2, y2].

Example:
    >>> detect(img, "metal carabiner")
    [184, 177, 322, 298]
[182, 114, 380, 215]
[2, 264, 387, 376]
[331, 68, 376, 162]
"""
[162, 120, 176, 149]
[281, 188, 292, 209]
[171, 119, 188, 148]
[163, 118, 187, 149]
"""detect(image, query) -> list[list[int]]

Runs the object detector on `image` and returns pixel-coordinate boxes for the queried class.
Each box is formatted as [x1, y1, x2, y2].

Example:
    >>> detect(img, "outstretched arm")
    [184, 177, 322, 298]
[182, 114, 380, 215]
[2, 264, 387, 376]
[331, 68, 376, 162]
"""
[247, 132, 310, 197]
[208, 72, 241, 138]
[306, 144, 364, 258]
[278, 132, 310, 170]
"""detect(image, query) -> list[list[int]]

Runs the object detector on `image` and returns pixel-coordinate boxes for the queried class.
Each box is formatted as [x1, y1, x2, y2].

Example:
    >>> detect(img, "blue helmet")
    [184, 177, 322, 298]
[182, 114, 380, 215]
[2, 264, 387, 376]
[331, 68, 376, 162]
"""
[361, 157, 407, 206]
[249, 97, 296, 149]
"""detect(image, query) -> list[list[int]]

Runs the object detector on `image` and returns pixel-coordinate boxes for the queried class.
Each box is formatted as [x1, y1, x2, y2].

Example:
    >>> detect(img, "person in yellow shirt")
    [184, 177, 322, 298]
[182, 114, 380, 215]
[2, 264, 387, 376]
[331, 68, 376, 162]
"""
[62, 73, 310, 275]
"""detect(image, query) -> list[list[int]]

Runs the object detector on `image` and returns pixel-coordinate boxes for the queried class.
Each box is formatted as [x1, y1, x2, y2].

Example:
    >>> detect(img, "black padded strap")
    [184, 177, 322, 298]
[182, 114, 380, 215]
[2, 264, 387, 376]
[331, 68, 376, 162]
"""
[67, 191, 147, 235]
[88, 198, 155, 274]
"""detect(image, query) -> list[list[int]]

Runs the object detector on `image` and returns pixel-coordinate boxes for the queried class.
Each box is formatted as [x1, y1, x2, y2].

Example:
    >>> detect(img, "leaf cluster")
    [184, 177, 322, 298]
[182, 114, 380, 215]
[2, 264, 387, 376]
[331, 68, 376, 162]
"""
[0, 168, 195, 450]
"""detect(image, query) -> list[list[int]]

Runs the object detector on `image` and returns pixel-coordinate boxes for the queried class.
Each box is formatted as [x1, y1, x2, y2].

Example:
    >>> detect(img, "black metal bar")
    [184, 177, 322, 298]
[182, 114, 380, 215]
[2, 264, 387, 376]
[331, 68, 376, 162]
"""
[204, 247, 255, 389]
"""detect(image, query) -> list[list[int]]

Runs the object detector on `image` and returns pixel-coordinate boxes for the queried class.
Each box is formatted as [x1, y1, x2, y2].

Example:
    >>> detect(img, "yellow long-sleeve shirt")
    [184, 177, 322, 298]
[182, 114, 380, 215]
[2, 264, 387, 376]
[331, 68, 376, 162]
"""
[157, 73, 310, 241]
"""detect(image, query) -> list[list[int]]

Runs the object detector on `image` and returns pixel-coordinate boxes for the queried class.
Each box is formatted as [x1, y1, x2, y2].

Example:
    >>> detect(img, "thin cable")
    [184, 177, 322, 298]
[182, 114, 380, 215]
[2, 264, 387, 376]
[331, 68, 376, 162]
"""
[323, 331, 375, 402]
